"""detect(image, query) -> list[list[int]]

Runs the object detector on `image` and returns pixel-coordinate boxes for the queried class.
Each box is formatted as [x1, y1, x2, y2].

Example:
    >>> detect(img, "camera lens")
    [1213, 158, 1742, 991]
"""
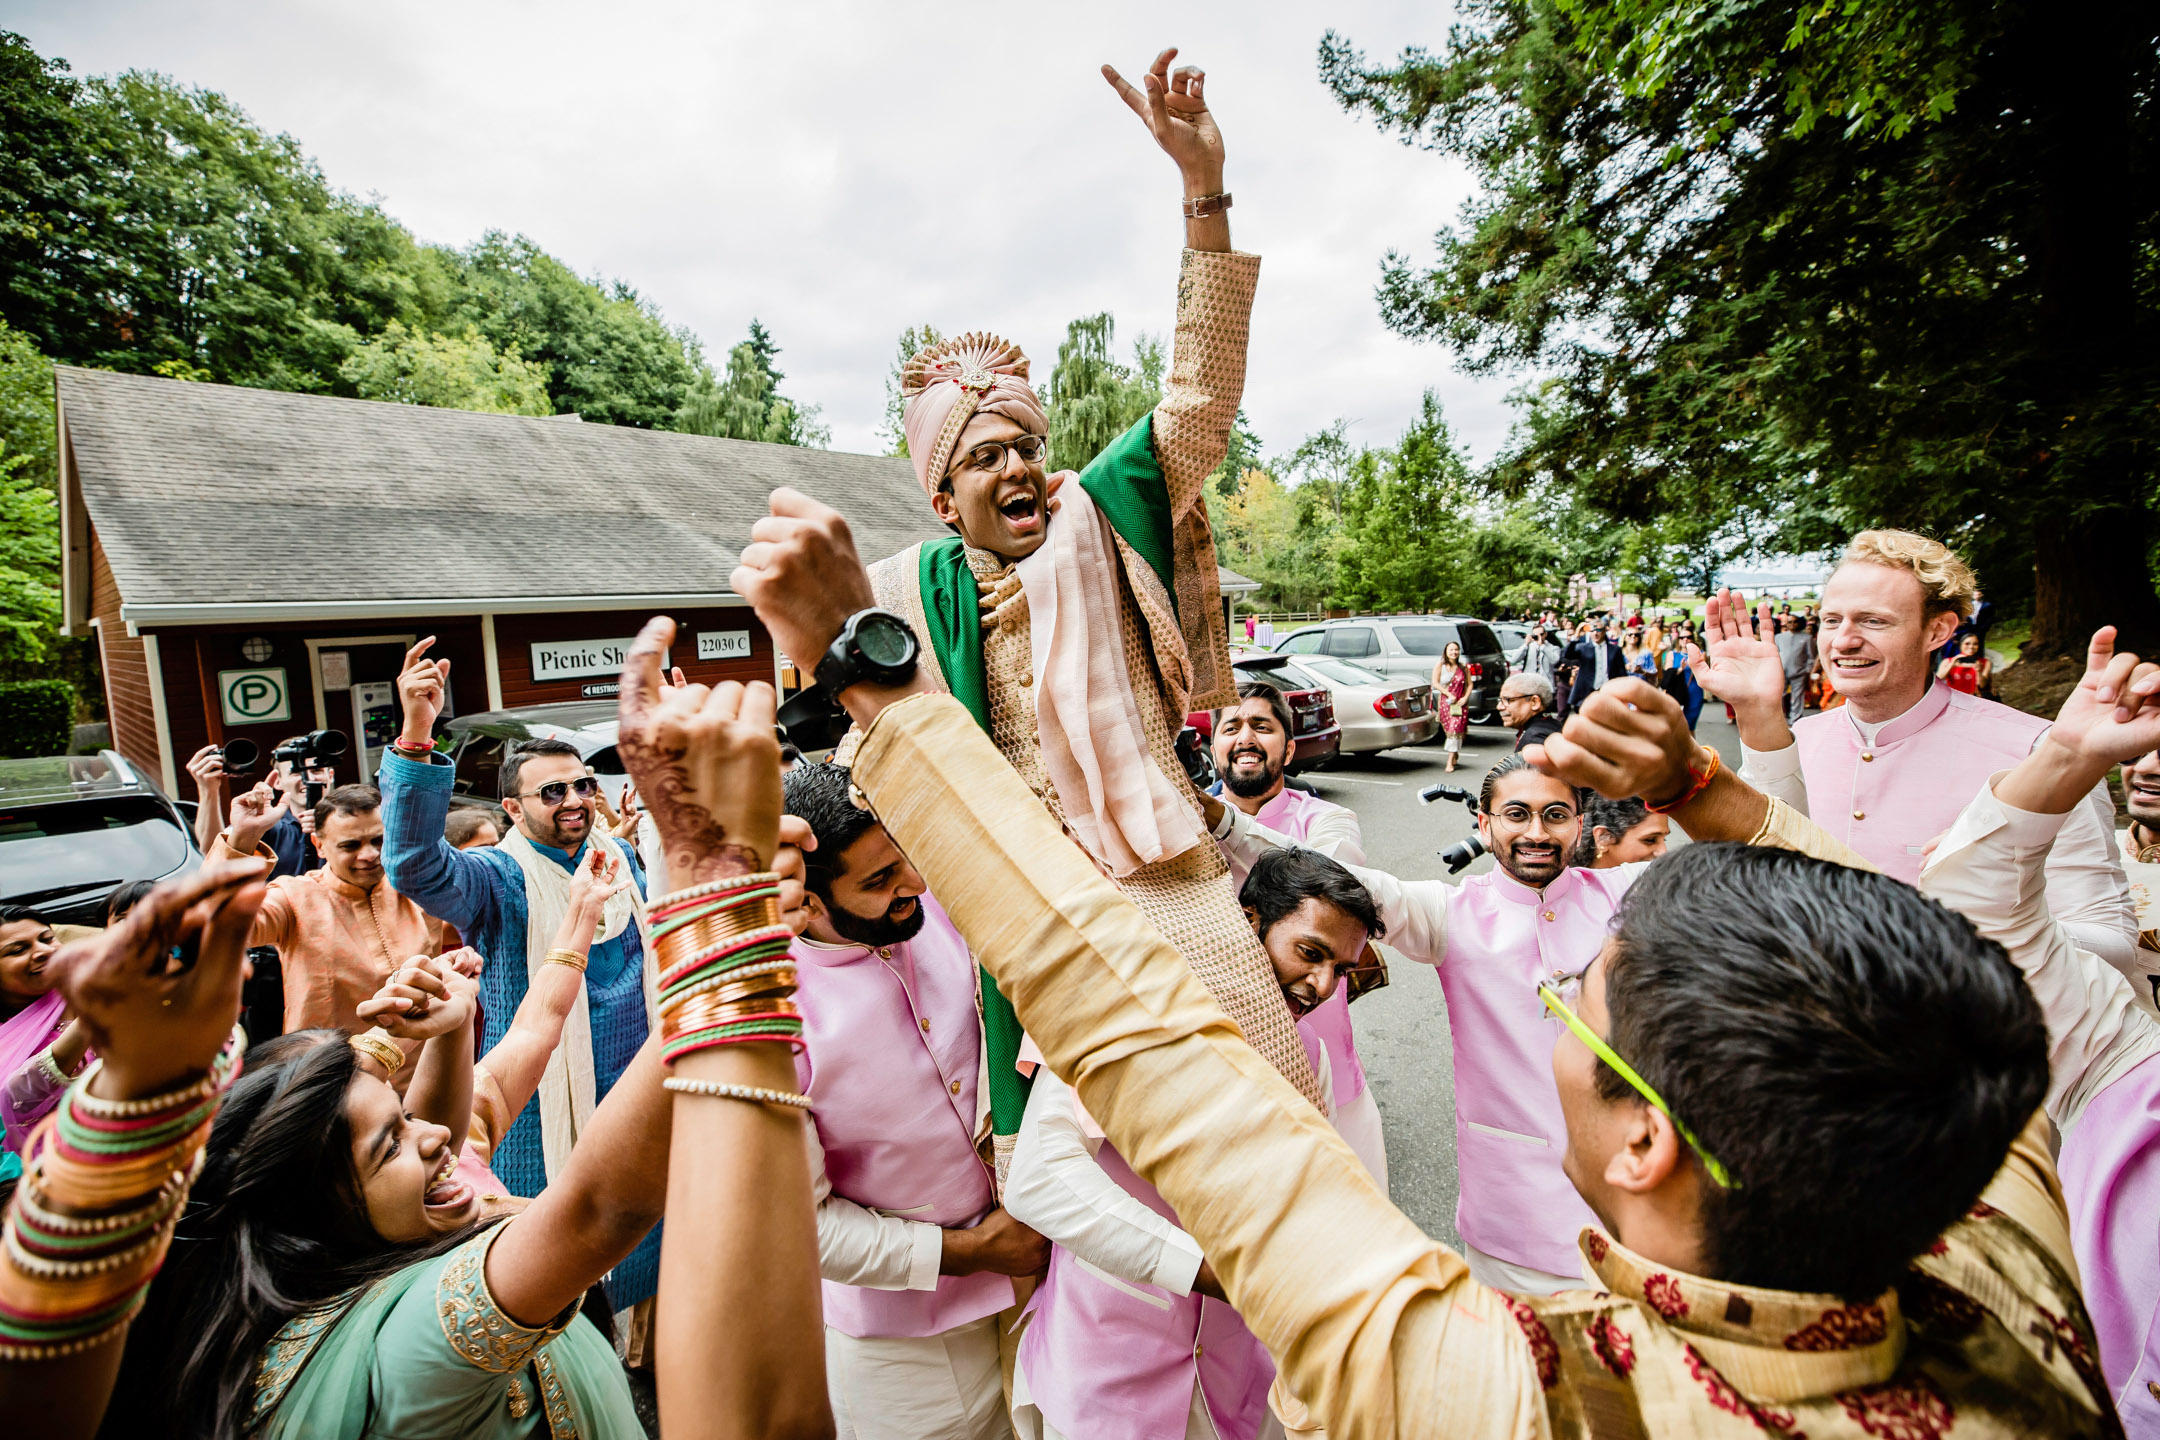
[310, 729, 350, 759]
[219, 737, 259, 772]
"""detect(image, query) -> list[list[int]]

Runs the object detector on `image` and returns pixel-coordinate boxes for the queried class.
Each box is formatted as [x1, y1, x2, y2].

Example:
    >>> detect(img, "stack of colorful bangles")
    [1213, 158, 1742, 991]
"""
[651, 872, 801, 1067]
[0, 1023, 246, 1360]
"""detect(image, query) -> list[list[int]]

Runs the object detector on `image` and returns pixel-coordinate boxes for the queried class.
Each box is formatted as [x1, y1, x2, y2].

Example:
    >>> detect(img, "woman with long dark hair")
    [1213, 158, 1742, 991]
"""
[1432, 640, 1471, 773]
[7, 622, 831, 1440]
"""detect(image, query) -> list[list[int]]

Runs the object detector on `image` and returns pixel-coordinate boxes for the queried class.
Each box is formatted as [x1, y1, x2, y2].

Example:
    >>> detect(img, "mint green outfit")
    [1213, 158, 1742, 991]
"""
[251, 1223, 642, 1439]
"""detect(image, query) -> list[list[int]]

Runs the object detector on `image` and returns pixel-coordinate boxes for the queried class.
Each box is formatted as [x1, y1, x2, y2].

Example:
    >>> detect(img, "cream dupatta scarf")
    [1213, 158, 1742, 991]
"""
[495, 828, 657, 1178]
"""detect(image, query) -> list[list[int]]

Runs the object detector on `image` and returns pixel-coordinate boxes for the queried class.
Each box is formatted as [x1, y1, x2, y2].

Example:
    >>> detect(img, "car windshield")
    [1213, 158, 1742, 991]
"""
[1390, 624, 1457, 657]
[1301, 657, 1390, 688]
[0, 796, 191, 904]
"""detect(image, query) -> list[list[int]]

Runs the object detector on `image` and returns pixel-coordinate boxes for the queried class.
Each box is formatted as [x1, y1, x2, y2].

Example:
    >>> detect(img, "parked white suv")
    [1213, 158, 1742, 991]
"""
[1273, 616, 1511, 724]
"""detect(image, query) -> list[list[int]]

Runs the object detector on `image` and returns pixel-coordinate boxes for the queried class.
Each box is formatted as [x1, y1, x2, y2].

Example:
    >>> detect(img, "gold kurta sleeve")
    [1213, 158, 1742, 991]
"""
[854, 694, 1546, 1440]
[1155, 248, 1260, 712]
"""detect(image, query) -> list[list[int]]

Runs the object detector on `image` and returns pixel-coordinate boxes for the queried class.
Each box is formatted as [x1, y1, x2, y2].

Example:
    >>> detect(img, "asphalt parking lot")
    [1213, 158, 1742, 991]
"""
[1291, 707, 1749, 1247]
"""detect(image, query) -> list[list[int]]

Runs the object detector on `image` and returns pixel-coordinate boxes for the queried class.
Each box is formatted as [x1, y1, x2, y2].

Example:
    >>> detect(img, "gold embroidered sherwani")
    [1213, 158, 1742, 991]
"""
[869, 249, 1327, 1124]
[851, 693, 2123, 1440]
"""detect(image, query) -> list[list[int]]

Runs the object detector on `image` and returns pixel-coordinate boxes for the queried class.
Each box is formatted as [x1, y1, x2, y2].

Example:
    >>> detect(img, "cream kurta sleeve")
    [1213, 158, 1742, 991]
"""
[853, 694, 1545, 1440]
[1153, 249, 1260, 712]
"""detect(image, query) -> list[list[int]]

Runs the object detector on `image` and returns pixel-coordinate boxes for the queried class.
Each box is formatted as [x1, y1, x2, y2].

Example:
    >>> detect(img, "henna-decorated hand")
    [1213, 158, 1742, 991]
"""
[616, 617, 784, 885]
[54, 860, 269, 1100]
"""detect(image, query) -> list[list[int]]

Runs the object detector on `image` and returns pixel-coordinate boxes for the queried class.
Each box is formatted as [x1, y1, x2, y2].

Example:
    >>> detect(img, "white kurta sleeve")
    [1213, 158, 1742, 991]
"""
[1341, 862, 1452, 968]
[1737, 740, 1811, 815]
[806, 1115, 945, 1292]
[1212, 800, 1367, 869]
[2039, 773, 2142, 985]
[1920, 775, 2160, 1130]
[1002, 1066, 1204, 1296]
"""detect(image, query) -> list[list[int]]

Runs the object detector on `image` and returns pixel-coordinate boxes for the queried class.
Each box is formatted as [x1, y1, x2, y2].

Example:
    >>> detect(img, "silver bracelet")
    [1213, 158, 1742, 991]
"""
[661, 1077, 813, 1110]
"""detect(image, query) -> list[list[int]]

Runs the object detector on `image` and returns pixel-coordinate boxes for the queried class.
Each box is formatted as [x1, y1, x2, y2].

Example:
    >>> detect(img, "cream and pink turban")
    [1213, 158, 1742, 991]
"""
[900, 333, 1049, 497]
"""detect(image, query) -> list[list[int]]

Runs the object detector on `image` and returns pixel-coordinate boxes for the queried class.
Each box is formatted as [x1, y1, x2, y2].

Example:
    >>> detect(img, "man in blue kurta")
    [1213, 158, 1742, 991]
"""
[377, 638, 660, 1314]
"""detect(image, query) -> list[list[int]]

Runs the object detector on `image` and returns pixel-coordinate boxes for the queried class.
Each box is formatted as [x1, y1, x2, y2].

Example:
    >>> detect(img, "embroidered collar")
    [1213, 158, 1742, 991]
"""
[1580, 1229, 1906, 1402]
[1842, 681, 1953, 751]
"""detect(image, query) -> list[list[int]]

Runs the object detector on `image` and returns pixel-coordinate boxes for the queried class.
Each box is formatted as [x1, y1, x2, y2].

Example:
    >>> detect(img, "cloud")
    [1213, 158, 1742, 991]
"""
[17, 0, 1521, 461]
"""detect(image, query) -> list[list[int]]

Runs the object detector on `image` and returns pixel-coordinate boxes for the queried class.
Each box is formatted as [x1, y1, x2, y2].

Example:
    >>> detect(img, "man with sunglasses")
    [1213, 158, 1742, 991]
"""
[376, 637, 666, 1323]
[846, 48, 1325, 1178]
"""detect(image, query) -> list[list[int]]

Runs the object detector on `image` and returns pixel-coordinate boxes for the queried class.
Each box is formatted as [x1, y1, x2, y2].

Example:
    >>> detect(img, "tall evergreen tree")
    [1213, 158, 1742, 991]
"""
[1321, 0, 2160, 654]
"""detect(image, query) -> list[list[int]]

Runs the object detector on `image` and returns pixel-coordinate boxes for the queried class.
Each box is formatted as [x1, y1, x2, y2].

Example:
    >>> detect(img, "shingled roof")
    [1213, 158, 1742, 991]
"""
[57, 366, 945, 626]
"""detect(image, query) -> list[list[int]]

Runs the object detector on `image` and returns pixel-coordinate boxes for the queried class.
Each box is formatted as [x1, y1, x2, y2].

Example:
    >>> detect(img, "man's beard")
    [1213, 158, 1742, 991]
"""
[1498, 835, 1569, 887]
[826, 895, 927, 948]
[1221, 745, 1284, 799]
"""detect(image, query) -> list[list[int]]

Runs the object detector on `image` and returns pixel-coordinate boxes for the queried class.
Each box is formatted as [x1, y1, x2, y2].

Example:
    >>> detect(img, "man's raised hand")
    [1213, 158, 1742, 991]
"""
[616, 617, 783, 887]
[1685, 589, 1786, 711]
[2041, 628, 2160, 767]
[1102, 48, 1224, 189]
[730, 488, 878, 682]
[396, 636, 451, 747]
[1526, 678, 1702, 804]
[227, 780, 282, 851]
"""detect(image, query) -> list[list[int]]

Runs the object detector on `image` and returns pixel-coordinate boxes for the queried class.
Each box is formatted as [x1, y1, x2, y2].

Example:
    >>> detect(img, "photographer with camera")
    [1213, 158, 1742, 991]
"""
[209, 776, 445, 1088]
[219, 731, 343, 879]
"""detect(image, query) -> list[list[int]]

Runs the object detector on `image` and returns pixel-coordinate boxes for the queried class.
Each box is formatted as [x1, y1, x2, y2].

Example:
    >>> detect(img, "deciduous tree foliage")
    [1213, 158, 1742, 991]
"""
[1044, 313, 1162, 474]
[675, 319, 830, 447]
[1321, 0, 2160, 654]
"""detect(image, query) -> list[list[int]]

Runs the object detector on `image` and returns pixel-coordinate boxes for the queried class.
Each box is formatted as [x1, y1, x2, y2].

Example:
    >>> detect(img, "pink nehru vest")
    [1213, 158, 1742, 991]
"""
[2057, 1052, 2160, 1404]
[1019, 1142, 1278, 1440]
[1220, 787, 1369, 1101]
[1440, 864, 1622, 1277]
[1795, 683, 2046, 885]
[793, 894, 1012, 1339]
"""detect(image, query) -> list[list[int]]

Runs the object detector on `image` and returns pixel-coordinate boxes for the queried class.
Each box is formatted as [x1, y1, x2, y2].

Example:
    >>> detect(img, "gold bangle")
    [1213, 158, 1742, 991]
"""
[661, 969, 797, 1016]
[650, 872, 781, 912]
[661, 1078, 812, 1109]
[348, 1033, 406, 1076]
[654, 895, 785, 972]
[542, 948, 589, 973]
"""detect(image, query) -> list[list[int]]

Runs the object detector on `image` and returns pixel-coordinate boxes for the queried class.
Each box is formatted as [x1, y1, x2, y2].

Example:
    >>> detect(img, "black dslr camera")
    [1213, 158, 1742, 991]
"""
[211, 736, 260, 776]
[1420, 782, 1488, 874]
[271, 729, 349, 808]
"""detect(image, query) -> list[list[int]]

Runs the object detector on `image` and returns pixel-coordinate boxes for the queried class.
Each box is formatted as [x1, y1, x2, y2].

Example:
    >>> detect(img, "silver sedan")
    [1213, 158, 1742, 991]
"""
[1280, 656, 1440, 754]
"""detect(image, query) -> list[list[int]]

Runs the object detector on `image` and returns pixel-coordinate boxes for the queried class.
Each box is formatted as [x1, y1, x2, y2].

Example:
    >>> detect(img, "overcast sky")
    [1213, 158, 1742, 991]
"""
[10, 2, 1524, 463]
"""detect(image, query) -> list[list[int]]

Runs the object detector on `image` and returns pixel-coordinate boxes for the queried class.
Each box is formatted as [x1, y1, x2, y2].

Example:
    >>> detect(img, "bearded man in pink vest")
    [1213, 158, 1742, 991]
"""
[1711, 530, 2141, 1000]
[1003, 848, 1381, 1440]
[1226, 754, 1648, 1295]
[784, 761, 1048, 1440]
[1196, 680, 1386, 1185]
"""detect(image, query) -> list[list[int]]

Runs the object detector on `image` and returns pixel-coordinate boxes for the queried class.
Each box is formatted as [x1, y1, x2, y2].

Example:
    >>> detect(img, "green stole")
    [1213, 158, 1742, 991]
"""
[916, 414, 1177, 1145]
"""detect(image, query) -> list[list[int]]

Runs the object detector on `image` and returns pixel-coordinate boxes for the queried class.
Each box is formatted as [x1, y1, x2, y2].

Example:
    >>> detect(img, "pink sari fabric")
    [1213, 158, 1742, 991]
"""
[0, 989, 75, 1154]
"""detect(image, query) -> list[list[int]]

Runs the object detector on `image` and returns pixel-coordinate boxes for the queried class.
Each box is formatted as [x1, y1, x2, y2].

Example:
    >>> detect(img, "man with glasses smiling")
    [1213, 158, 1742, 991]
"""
[376, 637, 667, 1328]
[845, 47, 1328, 1180]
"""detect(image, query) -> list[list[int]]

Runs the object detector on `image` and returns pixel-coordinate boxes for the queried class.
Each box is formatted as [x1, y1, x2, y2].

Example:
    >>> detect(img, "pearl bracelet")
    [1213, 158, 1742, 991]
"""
[661, 1077, 813, 1110]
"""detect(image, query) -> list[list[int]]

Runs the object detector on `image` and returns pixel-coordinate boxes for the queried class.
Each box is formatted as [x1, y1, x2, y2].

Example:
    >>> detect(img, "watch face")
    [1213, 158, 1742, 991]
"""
[856, 613, 914, 668]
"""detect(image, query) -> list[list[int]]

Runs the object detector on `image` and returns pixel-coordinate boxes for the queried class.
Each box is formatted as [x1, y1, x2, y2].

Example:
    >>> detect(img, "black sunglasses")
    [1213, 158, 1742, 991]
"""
[517, 776, 600, 807]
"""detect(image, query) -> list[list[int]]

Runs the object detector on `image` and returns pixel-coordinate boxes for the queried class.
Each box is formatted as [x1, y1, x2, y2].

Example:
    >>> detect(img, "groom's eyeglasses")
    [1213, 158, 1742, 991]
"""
[516, 776, 600, 808]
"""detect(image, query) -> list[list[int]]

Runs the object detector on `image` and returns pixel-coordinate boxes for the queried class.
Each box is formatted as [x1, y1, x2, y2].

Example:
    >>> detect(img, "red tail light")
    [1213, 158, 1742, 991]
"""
[1374, 694, 1403, 719]
[1468, 663, 1485, 680]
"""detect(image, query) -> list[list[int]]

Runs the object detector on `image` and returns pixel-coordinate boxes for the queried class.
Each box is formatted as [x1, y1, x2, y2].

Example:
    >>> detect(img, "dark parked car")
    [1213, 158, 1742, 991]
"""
[0, 752, 200, 926]
[1185, 654, 1342, 774]
[1273, 616, 1512, 724]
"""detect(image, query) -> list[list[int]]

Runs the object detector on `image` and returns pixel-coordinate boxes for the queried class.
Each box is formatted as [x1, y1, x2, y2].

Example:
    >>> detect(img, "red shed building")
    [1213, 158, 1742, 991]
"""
[55, 367, 942, 793]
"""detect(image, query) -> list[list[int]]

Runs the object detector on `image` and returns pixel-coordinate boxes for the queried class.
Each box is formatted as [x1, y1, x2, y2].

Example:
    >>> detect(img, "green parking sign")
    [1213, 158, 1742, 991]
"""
[219, 667, 291, 725]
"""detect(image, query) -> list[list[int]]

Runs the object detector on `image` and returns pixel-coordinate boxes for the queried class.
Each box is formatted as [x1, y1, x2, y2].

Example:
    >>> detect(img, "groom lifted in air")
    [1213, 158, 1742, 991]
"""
[845, 49, 1325, 1170]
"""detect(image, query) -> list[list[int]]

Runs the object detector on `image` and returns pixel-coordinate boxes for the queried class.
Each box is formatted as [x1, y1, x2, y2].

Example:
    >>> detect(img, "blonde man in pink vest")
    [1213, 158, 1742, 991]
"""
[1708, 530, 2141, 998]
[1002, 848, 1381, 1440]
[1197, 680, 1386, 1184]
[784, 761, 1048, 1440]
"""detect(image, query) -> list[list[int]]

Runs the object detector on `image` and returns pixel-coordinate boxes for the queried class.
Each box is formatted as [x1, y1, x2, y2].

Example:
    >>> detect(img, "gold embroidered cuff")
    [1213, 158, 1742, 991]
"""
[436, 1222, 579, 1373]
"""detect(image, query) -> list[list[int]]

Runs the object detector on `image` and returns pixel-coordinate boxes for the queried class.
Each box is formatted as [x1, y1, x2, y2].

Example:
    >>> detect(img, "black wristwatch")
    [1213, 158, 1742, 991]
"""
[813, 609, 920, 697]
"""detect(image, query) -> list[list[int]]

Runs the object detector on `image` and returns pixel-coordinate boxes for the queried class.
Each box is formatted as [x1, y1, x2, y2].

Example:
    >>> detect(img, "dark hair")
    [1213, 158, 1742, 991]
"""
[1576, 794, 1651, 867]
[443, 806, 503, 847]
[783, 762, 882, 904]
[1602, 844, 2047, 1298]
[1219, 680, 1294, 738]
[500, 737, 582, 801]
[104, 878, 160, 926]
[311, 784, 380, 836]
[0, 903, 48, 927]
[112, 1031, 491, 1437]
[1477, 754, 1583, 816]
[1239, 847, 1384, 943]
[779, 742, 804, 768]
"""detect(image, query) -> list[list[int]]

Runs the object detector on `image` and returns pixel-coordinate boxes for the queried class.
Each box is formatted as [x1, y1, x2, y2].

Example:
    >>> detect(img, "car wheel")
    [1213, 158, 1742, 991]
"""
[1468, 709, 1498, 726]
